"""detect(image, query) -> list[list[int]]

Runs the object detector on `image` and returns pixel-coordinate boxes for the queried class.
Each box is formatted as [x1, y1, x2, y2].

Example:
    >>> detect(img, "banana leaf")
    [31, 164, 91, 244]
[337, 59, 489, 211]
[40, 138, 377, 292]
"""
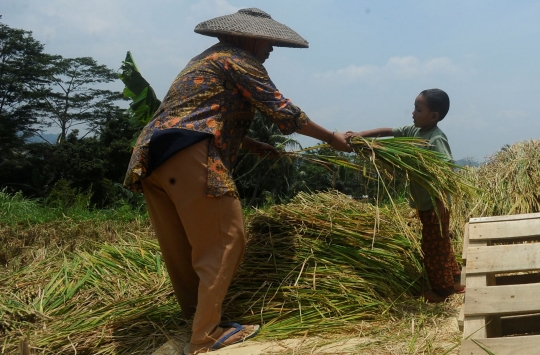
[118, 51, 161, 129]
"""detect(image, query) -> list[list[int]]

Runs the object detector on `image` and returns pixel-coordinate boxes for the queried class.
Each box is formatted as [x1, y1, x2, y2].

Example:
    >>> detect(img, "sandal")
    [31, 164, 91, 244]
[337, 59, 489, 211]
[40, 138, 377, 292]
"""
[183, 323, 260, 354]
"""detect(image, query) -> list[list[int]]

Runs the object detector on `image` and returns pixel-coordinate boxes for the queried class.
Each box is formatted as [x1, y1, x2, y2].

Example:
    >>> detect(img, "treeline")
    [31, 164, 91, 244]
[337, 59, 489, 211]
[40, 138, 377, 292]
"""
[0, 19, 400, 209]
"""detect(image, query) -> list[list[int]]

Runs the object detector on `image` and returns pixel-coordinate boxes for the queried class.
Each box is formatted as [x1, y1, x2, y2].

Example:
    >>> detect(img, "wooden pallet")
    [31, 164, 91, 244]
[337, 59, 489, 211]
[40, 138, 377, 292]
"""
[459, 213, 540, 354]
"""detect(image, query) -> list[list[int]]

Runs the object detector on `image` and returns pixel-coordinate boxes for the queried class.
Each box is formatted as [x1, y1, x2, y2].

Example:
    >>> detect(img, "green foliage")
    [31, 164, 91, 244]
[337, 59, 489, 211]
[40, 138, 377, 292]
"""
[0, 19, 57, 164]
[0, 188, 146, 227]
[45, 179, 91, 209]
[118, 51, 161, 135]
[34, 56, 125, 143]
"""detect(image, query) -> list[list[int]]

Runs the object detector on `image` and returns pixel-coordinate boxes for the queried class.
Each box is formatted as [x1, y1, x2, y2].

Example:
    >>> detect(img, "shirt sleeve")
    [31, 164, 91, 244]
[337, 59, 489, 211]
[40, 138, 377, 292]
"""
[221, 53, 309, 135]
[392, 125, 416, 137]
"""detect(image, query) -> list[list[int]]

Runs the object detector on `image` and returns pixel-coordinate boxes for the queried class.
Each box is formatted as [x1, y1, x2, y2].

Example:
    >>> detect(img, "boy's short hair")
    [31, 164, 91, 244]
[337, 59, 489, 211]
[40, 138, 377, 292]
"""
[420, 88, 450, 120]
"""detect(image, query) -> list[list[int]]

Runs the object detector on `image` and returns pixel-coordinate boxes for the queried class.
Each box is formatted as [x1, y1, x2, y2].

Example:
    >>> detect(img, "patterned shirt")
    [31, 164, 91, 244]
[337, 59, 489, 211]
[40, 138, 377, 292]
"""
[123, 42, 309, 197]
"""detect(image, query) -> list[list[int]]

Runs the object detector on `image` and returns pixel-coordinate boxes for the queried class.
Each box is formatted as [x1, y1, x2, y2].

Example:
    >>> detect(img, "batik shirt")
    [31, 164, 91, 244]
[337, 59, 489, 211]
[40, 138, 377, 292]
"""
[123, 42, 309, 197]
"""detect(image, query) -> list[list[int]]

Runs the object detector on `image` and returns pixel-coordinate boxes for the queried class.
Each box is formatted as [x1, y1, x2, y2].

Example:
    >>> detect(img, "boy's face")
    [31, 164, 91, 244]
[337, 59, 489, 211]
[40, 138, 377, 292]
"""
[412, 94, 438, 129]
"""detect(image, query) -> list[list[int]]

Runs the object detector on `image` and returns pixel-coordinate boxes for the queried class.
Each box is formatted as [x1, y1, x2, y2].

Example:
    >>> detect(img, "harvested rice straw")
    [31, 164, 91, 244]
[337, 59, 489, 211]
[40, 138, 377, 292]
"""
[290, 137, 478, 211]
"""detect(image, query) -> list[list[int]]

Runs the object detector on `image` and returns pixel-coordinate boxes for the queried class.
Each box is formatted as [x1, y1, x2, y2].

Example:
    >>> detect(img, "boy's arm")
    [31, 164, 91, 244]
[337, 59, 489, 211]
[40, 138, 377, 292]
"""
[345, 128, 394, 139]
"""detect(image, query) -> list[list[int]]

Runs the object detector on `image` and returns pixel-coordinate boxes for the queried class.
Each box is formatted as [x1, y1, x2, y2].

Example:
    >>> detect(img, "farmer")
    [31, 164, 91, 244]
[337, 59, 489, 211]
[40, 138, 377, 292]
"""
[345, 88, 465, 303]
[123, 8, 351, 355]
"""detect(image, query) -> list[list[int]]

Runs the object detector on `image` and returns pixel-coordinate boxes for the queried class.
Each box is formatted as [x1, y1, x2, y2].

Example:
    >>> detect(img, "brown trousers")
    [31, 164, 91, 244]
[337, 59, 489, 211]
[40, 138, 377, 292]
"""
[142, 139, 246, 345]
[418, 208, 461, 297]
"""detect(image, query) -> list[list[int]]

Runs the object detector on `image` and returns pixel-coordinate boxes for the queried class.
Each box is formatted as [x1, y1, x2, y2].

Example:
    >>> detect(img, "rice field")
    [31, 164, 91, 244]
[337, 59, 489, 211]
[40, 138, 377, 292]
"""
[3, 139, 539, 354]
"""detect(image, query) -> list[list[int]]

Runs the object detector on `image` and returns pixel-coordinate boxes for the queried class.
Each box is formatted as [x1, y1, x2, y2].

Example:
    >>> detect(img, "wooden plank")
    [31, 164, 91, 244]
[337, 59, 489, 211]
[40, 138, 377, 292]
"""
[463, 271, 488, 339]
[501, 313, 540, 336]
[469, 212, 540, 224]
[462, 222, 470, 263]
[460, 334, 540, 355]
[460, 266, 467, 287]
[466, 243, 540, 274]
[496, 272, 540, 285]
[468, 218, 540, 241]
[458, 307, 464, 331]
[464, 283, 540, 316]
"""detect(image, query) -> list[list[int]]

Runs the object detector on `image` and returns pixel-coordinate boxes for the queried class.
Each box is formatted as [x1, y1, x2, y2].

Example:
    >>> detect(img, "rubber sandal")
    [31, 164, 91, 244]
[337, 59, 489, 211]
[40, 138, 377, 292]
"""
[183, 323, 260, 354]
[211, 323, 260, 350]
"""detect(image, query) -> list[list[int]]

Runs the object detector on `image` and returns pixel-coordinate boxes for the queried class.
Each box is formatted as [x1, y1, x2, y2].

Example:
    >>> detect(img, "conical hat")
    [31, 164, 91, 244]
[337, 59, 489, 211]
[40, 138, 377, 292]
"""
[194, 8, 309, 48]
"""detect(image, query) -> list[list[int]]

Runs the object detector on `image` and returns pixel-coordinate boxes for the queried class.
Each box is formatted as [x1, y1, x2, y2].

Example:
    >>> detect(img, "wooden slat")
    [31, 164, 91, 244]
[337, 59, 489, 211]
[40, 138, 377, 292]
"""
[461, 222, 470, 263]
[468, 218, 540, 241]
[466, 243, 540, 274]
[460, 334, 540, 355]
[463, 270, 488, 339]
[464, 283, 540, 316]
[469, 212, 540, 224]
[458, 307, 464, 331]
[460, 266, 467, 287]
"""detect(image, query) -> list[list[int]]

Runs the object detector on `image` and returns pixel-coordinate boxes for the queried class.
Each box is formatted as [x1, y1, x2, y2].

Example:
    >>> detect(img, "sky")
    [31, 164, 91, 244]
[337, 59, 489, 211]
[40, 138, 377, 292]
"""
[3, 0, 540, 161]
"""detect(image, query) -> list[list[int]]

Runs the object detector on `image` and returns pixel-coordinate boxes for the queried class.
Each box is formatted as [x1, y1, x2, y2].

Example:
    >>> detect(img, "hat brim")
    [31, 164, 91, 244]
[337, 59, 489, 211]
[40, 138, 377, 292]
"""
[194, 29, 308, 48]
[194, 9, 309, 49]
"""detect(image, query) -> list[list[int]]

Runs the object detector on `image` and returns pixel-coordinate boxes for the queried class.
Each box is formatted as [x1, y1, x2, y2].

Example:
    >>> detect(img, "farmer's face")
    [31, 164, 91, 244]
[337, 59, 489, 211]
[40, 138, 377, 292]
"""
[254, 40, 273, 63]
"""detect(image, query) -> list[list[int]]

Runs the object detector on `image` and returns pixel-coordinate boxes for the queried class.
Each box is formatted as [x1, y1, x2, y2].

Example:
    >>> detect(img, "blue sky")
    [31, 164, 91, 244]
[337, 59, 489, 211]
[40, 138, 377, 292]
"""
[3, 0, 540, 161]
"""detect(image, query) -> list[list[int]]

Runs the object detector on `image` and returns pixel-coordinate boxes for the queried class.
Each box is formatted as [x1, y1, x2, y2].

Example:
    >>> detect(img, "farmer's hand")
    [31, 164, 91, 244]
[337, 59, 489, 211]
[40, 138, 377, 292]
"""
[242, 136, 280, 158]
[253, 141, 280, 158]
[330, 132, 353, 153]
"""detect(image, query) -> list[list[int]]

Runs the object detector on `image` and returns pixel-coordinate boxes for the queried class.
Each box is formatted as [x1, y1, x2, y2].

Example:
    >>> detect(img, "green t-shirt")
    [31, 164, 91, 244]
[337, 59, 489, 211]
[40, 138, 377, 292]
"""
[392, 125, 452, 211]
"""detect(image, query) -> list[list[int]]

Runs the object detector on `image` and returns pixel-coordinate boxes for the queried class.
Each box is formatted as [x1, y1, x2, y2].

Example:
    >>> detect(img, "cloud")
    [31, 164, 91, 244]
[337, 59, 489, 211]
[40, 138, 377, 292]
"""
[33, 0, 132, 35]
[315, 56, 461, 84]
[190, 0, 239, 20]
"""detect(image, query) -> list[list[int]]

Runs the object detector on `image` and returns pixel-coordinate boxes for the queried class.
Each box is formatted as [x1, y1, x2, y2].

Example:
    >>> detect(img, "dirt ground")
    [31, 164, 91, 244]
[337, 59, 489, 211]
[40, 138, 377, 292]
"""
[153, 299, 463, 355]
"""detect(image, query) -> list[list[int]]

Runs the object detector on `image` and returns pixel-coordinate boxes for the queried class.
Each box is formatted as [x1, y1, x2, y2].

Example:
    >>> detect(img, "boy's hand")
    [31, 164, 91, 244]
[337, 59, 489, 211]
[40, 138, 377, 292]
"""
[345, 131, 359, 140]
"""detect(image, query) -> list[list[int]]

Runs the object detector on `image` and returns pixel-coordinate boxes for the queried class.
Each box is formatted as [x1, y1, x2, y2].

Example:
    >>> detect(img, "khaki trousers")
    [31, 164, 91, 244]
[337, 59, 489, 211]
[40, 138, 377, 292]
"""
[141, 139, 246, 345]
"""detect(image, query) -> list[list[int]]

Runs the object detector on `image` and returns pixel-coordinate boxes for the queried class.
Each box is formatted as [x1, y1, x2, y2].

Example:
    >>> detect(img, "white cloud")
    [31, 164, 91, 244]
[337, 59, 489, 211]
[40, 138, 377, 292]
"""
[315, 56, 462, 84]
[386, 56, 421, 78]
[34, 0, 132, 35]
[424, 57, 461, 75]
[190, 0, 239, 19]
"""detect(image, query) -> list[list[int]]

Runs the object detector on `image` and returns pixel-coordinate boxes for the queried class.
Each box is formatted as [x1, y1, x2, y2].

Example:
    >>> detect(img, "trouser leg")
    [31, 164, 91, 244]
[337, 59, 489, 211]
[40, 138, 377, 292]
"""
[419, 208, 460, 297]
[142, 172, 199, 319]
[142, 139, 246, 345]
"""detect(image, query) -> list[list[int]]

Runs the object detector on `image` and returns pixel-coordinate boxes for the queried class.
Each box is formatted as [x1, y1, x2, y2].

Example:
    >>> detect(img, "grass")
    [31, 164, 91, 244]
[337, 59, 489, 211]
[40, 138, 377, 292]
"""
[9, 138, 540, 354]
[1, 190, 462, 354]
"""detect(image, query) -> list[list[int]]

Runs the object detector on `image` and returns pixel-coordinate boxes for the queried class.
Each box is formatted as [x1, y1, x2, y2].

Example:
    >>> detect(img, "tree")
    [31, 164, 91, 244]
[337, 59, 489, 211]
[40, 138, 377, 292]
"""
[233, 111, 302, 206]
[35, 56, 123, 143]
[0, 19, 55, 163]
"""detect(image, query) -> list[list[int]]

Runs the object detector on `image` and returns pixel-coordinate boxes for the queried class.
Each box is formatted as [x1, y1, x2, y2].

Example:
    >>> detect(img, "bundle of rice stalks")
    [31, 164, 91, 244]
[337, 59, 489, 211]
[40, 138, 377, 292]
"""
[1, 192, 434, 353]
[0, 236, 184, 354]
[293, 137, 478, 209]
[224, 191, 427, 338]
[451, 139, 540, 233]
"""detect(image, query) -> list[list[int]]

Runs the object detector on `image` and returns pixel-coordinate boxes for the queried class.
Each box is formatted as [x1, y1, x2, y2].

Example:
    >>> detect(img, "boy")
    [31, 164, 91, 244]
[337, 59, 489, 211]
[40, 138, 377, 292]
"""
[346, 88, 464, 303]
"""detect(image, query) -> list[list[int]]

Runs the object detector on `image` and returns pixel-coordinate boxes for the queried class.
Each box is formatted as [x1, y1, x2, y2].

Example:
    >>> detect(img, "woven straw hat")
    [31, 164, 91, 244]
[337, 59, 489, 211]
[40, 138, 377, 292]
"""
[194, 8, 309, 48]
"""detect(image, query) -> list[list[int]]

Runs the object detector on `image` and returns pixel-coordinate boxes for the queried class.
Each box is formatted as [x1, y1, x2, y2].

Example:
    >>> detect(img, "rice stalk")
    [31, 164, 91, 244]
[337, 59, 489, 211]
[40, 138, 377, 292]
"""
[290, 137, 479, 210]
